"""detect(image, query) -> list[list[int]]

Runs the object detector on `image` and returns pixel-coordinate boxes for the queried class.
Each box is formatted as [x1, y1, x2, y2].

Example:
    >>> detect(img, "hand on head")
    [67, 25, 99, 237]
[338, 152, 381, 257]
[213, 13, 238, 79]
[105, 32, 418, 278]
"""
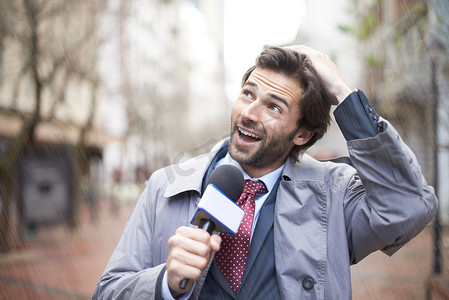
[285, 45, 353, 105]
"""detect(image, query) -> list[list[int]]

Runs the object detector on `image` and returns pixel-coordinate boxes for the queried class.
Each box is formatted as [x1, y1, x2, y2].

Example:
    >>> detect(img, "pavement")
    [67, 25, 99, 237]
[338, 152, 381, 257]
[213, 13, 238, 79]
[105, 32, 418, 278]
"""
[351, 224, 449, 299]
[0, 199, 448, 300]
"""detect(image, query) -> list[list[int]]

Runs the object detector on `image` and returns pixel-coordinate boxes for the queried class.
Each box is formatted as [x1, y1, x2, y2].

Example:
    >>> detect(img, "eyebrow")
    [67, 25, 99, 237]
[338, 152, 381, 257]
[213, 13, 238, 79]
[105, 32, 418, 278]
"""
[243, 80, 290, 108]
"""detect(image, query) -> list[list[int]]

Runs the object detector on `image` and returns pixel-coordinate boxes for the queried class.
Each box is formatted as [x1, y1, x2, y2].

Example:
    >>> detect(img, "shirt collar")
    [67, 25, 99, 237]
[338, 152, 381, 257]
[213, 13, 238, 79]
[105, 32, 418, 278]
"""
[215, 153, 284, 195]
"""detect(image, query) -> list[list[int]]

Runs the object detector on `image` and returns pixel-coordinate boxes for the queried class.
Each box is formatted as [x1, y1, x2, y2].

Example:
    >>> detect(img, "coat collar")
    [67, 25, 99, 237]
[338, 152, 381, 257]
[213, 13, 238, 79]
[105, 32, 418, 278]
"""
[282, 152, 326, 183]
[163, 139, 228, 198]
[163, 141, 327, 199]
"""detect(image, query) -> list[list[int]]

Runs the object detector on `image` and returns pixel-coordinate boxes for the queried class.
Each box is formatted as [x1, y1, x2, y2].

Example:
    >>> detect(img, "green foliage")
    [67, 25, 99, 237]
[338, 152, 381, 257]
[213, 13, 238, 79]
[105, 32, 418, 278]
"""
[338, 12, 377, 40]
[365, 54, 382, 68]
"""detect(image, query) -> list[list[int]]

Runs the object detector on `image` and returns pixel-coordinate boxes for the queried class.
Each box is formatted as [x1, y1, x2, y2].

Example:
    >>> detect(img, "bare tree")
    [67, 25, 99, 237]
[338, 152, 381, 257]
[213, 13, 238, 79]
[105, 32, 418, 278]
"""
[111, 0, 191, 177]
[0, 0, 105, 253]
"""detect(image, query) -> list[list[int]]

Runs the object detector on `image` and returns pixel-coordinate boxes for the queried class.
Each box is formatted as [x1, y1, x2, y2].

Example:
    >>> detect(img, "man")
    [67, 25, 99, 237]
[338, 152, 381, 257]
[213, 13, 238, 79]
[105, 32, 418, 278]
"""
[93, 45, 437, 299]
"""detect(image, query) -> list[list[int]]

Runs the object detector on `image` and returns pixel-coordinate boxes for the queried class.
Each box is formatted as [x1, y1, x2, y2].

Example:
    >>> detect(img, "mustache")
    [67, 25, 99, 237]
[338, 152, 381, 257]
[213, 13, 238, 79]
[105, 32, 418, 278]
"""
[233, 118, 265, 136]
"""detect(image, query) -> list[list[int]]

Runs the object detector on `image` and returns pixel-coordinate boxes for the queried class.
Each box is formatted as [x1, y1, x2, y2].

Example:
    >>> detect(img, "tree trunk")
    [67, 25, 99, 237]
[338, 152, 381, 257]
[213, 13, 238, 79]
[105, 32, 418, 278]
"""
[70, 80, 97, 228]
[0, 0, 41, 253]
[0, 170, 13, 253]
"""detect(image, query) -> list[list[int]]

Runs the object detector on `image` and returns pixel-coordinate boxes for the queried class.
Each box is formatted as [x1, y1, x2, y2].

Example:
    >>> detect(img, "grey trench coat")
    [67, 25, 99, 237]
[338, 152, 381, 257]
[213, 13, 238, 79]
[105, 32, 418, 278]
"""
[93, 118, 437, 299]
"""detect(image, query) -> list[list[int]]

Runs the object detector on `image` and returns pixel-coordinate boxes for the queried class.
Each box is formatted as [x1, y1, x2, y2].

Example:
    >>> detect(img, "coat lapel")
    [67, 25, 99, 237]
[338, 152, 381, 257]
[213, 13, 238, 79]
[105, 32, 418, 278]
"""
[206, 258, 236, 297]
[274, 154, 328, 299]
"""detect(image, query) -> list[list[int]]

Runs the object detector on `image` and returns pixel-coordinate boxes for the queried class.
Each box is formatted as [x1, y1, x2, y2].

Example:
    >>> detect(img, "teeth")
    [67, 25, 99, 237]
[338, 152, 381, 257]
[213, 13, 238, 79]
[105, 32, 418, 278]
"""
[239, 128, 259, 139]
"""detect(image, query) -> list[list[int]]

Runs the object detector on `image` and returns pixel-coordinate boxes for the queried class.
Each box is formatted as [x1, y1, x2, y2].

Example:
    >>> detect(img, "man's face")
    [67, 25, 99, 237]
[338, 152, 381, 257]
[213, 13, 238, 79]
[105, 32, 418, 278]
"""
[229, 67, 311, 177]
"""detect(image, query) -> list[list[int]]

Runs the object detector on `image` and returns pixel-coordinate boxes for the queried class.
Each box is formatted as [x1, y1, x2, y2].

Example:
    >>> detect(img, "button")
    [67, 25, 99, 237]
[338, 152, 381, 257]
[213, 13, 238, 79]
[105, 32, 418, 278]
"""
[302, 277, 314, 290]
[282, 175, 291, 181]
[366, 105, 373, 113]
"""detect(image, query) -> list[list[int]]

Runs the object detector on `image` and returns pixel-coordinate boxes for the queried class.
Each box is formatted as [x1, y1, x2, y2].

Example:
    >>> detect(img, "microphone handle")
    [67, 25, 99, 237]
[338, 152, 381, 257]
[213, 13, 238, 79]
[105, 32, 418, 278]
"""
[179, 219, 216, 290]
[199, 219, 216, 234]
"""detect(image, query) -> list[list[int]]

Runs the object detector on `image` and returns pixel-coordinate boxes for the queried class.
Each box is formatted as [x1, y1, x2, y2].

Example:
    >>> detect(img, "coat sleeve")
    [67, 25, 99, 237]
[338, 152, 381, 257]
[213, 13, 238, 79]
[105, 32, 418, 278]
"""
[92, 173, 166, 300]
[334, 91, 438, 264]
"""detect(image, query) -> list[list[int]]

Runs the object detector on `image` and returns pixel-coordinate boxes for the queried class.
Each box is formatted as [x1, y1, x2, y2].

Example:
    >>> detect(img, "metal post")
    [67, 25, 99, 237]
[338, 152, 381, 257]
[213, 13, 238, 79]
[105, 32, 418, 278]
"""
[431, 53, 442, 275]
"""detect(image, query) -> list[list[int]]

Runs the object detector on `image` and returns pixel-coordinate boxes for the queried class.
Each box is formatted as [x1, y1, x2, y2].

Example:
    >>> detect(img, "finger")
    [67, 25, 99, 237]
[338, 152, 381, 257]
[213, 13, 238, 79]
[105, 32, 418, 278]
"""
[210, 234, 222, 252]
[175, 226, 211, 243]
[168, 232, 211, 258]
[168, 244, 210, 271]
[285, 44, 352, 103]
[285, 44, 319, 57]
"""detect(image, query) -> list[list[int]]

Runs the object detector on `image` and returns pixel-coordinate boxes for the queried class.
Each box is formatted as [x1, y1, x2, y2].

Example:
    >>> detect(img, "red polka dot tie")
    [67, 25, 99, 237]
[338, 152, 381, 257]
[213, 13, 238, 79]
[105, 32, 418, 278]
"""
[216, 179, 267, 294]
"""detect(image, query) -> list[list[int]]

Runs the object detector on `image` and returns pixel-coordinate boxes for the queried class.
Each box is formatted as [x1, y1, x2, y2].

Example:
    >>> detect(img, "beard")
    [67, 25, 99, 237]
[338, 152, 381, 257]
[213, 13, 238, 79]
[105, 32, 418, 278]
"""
[229, 117, 297, 168]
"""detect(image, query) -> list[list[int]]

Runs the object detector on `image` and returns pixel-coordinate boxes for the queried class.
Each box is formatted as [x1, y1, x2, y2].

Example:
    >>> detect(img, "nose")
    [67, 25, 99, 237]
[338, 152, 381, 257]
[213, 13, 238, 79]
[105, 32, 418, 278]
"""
[240, 99, 261, 123]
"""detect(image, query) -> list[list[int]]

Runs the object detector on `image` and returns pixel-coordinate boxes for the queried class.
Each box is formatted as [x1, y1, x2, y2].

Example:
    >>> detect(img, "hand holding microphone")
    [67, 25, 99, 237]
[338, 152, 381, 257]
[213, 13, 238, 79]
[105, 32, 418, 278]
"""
[166, 165, 244, 295]
[166, 226, 222, 295]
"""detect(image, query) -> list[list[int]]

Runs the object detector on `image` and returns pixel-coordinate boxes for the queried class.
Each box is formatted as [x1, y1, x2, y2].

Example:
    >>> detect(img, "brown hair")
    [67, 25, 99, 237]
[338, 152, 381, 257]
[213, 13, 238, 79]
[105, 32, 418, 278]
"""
[241, 46, 332, 161]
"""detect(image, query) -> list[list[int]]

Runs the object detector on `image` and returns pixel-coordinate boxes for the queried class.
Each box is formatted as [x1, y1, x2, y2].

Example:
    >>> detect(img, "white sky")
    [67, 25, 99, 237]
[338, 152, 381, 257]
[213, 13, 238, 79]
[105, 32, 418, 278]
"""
[223, 0, 306, 99]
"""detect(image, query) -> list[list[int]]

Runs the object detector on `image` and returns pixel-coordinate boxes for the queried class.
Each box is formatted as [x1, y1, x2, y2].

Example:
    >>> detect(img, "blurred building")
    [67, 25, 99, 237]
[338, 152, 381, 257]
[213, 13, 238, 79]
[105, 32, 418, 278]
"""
[0, 111, 106, 228]
[0, 1, 108, 244]
[294, 0, 363, 159]
[99, 0, 229, 184]
[294, 0, 449, 224]
[349, 0, 449, 224]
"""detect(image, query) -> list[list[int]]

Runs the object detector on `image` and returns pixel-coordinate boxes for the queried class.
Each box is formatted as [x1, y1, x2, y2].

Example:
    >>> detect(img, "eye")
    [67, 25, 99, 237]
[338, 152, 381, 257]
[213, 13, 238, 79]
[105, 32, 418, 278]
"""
[242, 89, 253, 99]
[268, 104, 281, 113]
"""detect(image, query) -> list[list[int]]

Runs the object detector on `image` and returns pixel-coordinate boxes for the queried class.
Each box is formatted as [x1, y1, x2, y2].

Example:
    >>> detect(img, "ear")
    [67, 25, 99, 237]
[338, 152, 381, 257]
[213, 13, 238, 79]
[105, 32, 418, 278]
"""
[292, 128, 314, 146]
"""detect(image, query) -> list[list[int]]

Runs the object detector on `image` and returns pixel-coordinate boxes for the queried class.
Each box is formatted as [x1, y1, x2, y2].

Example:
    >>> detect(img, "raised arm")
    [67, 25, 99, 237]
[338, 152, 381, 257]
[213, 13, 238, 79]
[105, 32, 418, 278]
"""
[287, 44, 437, 262]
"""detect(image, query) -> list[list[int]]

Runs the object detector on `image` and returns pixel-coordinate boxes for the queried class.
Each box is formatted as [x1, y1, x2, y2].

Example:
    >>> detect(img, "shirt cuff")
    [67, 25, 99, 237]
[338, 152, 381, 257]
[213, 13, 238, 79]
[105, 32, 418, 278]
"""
[333, 89, 382, 141]
[162, 270, 194, 300]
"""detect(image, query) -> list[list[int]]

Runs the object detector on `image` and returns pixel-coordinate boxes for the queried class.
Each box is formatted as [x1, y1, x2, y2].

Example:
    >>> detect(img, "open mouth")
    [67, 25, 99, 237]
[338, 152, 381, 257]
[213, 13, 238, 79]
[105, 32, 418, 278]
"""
[238, 127, 262, 143]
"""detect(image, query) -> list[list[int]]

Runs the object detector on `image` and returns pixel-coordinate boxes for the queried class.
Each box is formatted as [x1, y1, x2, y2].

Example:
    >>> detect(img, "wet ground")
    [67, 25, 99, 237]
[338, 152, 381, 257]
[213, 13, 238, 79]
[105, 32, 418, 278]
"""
[0, 200, 448, 299]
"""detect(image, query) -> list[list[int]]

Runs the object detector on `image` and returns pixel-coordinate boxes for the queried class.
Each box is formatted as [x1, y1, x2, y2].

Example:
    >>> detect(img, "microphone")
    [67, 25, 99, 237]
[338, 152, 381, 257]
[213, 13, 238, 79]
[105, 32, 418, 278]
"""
[179, 164, 245, 290]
